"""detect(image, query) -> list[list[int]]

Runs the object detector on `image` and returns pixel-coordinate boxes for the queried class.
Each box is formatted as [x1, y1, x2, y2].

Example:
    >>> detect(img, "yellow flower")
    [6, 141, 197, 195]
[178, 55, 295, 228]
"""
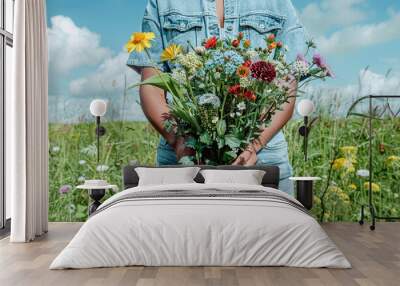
[340, 146, 357, 162]
[332, 158, 355, 173]
[363, 182, 380, 193]
[348, 184, 357, 191]
[161, 44, 182, 62]
[125, 32, 155, 53]
[340, 146, 357, 154]
[386, 155, 400, 167]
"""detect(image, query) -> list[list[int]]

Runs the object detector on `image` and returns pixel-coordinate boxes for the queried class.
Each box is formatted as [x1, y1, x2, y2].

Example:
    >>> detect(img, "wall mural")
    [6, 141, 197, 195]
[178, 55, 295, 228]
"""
[47, 0, 400, 222]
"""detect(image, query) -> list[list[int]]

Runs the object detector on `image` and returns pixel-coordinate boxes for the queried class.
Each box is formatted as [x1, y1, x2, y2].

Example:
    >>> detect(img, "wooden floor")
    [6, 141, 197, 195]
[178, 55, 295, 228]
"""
[0, 223, 399, 286]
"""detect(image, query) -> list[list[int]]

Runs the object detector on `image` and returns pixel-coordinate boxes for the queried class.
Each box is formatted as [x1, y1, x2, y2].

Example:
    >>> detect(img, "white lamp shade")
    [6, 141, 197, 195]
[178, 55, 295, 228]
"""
[297, 99, 315, 117]
[90, 99, 107, 117]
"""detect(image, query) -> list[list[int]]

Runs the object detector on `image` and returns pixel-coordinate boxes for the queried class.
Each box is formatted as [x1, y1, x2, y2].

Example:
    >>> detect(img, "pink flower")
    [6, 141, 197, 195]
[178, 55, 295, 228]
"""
[312, 53, 326, 68]
[296, 54, 307, 63]
[59, 185, 72, 194]
[313, 53, 335, 78]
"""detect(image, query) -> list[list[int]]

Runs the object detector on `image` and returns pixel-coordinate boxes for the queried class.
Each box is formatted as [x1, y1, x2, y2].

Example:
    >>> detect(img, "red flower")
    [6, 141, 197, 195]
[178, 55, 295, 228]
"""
[231, 39, 240, 47]
[250, 61, 276, 83]
[267, 34, 275, 43]
[277, 41, 283, 48]
[238, 32, 244, 40]
[244, 90, 256, 101]
[204, 36, 217, 49]
[228, 84, 241, 95]
[243, 60, 252, 67]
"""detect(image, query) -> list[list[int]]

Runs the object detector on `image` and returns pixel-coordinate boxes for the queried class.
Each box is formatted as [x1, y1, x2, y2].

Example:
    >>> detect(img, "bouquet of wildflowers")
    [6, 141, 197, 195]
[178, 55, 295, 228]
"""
[126, 32, 333, 165]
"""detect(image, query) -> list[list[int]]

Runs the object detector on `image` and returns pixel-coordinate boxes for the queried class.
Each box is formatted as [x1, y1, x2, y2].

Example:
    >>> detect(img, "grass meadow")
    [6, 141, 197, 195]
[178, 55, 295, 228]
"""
[49, 116, 400, 222]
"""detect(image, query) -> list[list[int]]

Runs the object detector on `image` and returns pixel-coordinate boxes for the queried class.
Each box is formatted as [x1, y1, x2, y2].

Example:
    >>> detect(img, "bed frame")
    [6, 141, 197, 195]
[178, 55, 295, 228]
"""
[123, 164, 280, 190]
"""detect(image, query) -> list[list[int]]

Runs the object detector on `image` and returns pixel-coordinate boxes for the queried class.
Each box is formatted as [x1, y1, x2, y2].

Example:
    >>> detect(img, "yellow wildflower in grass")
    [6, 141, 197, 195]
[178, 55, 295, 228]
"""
[161, 44, 182, 62]
[340, 146, 357, 162]
[386, 155, 400, 167]
[332, 157, 355, 173]
[125, 32, 155, 53]
[329, 186, 350, 204]
[363, 182, 381, 193]
[348, 184, 357, 191]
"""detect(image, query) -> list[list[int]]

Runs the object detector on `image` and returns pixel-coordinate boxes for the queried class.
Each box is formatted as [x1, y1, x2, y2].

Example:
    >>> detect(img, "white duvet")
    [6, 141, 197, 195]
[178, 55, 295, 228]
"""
[50, 183, 351, 269]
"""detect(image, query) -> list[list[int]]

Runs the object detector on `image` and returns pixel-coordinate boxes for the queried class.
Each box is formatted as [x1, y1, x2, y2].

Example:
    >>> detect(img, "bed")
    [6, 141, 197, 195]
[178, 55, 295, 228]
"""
[50, 165, 350, 269]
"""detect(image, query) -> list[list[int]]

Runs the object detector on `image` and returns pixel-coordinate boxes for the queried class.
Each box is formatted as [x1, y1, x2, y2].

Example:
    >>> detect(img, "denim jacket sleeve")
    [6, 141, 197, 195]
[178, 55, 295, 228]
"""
[126, 0, 166, 73]
[277, 1, 309, 62]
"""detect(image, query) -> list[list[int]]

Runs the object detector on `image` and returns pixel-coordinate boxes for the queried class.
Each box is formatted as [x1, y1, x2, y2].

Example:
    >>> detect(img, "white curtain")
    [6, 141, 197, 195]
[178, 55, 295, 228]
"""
[7, 0, 49, 242]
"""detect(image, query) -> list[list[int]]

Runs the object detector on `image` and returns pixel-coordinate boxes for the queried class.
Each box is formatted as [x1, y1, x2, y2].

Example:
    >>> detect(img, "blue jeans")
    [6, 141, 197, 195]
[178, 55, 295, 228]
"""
[157, 131, 294, 196]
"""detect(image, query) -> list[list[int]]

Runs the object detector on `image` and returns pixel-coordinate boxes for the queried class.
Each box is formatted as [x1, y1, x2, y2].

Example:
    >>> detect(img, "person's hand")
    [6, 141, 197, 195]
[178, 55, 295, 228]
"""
[232, 146, 258, 166]
[171, 137, 195, 161]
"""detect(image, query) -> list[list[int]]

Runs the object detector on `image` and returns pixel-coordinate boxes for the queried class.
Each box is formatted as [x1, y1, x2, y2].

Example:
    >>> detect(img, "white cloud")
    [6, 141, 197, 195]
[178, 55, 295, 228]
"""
[68, 51, 144, 121]
[48, 16, 145, 122]
[301, 0, 367, 36]
[303, 69, 400, 116]
[316, 12, 400, 54]
[69, 51, 139, 97]
[48, 15, 111, 74]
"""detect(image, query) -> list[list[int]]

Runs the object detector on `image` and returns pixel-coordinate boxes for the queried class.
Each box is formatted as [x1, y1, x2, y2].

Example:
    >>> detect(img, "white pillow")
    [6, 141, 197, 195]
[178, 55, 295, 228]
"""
[135, 167, 200, 186]
[200, 169, 266, 185]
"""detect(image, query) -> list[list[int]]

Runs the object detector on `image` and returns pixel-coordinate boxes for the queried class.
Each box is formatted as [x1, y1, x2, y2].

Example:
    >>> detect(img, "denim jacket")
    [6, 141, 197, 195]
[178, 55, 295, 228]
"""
[127, 0, 307, 72]
[128, 0, 307, 148]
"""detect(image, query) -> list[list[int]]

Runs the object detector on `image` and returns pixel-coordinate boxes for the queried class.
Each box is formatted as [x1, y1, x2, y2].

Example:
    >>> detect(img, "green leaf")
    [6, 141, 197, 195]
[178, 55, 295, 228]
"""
[217, 138, 225, 149]
[128, 73, 183, 98]
[225, 135, 241, 149]
[199, 132, 212, 145]
[185, 137, 197, 149]
[222, 150, 237, 162]
[216, 119, 226, 137]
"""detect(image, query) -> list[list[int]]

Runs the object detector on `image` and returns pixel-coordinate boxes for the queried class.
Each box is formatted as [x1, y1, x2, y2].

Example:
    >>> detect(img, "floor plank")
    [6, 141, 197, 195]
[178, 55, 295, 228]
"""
[0, 222, 399, 286]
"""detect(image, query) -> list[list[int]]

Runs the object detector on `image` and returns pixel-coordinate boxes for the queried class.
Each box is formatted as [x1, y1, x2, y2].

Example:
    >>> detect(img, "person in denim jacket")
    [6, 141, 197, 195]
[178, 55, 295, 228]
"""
[128, 0, 308, 195]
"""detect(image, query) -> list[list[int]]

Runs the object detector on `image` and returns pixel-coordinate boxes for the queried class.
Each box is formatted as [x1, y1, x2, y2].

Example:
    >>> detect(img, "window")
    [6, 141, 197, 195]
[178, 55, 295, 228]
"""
[0, 0, 14, 232]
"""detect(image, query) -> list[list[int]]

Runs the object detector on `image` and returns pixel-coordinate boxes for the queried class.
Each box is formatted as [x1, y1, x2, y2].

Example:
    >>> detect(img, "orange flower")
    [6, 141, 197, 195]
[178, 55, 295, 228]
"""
[268, 42, 277, 50]
[243, 39, 251, 48]
[236, 65, 250, 78]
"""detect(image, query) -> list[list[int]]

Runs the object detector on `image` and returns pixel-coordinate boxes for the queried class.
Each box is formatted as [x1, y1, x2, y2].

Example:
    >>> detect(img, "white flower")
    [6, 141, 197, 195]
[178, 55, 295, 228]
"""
[176, 52, 203, 74]
[292, 60, 309, 77]
[230, 112, 235, 118]
[198, 93, 221, 108]
[81, 145, 97, 157]
[198, 83, 205, 89]
[211, 117, 219, 124]
[194, 46, 206, 55]
[171, 68, 187, 85]
[356, 169, 370, 178]
[239, 77, 252, 88]
[96, 165, 109, 172]
[236, 112, 241, 116]
[246, 50, 258, 61]
[78, 176, 86, 183]
[51, 146, 60, 153]
[79, 160, 86, 165]
[214, 72, 221, 80]
[237, 102, 246, 111]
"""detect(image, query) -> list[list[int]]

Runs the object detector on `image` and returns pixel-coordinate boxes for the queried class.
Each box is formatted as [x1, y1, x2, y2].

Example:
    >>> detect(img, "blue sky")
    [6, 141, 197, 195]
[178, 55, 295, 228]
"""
[47, 0, 400, 122]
